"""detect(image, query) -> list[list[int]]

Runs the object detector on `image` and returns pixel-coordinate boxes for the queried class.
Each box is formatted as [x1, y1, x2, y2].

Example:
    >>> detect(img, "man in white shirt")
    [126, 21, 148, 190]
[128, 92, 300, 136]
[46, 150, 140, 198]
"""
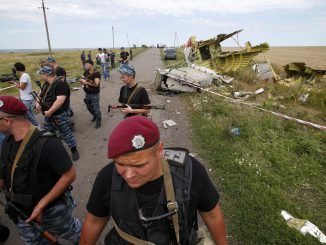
[11, 62, 39, 126]
[96, 48, 109, 80]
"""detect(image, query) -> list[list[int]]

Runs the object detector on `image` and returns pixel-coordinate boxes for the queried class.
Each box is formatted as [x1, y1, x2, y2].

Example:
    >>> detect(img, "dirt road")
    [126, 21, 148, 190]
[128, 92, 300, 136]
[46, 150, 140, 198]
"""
[1, 48, 195, 244]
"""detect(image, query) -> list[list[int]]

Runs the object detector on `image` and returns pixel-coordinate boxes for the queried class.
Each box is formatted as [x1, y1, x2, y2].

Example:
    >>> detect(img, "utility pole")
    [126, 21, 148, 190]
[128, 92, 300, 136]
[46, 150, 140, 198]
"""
[39, 0, 52, 56]
[127, 33, 130, 49]
[174, 32, 179, 48]
[112, 26, 115, 49]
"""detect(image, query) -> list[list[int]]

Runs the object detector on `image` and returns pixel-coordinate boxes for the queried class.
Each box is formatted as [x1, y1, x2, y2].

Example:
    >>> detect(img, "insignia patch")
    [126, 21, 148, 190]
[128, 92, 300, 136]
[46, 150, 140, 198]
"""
[131, 135, 145, 150]
[164, 149, 186, 164]
[0, 100, 3, 107]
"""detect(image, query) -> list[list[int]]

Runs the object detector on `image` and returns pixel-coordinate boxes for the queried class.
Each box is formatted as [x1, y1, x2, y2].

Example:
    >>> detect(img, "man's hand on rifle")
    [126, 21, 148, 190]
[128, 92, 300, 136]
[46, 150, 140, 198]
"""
[25, 199, 46, 224]
[120, 104, 133, 114]
[44, 110, 52, 118]
[35, 102, 42, 112]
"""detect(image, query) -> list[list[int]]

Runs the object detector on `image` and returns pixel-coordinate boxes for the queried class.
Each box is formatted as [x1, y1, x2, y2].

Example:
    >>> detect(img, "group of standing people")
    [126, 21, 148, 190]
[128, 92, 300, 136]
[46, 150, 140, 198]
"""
[0, 50, 228, 244]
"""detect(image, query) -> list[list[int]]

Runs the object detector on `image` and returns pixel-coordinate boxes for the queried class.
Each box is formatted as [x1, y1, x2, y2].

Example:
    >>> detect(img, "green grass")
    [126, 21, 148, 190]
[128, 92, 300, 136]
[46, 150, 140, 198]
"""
[0, 48, 146, 96]
[185, 93, 325, 244]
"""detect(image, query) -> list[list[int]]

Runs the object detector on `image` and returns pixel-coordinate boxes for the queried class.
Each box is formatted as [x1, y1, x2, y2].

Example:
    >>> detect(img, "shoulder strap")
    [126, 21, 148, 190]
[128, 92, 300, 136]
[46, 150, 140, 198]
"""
[112, 218, 156, 245]
[127, 84, 142, 104]
[162, 157, 181, 244]
[9, 125, 36, 193]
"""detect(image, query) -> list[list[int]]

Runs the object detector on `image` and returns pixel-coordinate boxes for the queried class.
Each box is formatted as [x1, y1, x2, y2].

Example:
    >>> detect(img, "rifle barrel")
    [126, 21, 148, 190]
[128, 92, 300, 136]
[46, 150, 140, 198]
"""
[108, 104, 165, 110]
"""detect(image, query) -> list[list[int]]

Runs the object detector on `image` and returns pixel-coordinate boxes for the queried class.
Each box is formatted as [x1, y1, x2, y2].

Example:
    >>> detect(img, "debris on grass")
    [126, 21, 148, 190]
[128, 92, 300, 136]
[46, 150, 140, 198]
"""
[281, 210, 326, 243]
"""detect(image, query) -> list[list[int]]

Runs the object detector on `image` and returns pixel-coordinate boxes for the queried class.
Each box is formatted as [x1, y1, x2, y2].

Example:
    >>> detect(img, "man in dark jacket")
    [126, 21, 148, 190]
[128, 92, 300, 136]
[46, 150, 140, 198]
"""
[79, 59, 102, 129]
[80, 116, 227, 244]
[0, 96, 81, 244]
[37, 66, 79, 161]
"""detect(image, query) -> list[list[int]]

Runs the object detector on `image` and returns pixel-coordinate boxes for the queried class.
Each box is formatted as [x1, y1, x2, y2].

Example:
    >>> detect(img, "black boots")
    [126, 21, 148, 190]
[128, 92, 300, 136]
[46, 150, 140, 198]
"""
[70, 146, 80, 161]
[95, 119, 101, 129]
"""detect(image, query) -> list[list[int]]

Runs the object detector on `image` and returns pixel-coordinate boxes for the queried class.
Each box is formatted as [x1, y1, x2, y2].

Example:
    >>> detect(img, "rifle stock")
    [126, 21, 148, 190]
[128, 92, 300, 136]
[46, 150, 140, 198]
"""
[0, 194, 60, 244]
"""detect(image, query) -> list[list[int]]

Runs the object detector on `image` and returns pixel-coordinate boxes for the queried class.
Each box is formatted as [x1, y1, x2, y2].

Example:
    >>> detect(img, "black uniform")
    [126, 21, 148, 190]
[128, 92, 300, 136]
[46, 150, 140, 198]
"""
[118, 84, 150, 117]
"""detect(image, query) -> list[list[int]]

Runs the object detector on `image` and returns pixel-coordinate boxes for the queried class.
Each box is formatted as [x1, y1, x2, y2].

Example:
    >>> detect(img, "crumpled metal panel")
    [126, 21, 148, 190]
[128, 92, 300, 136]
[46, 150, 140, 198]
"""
[187, 30, 269, 72]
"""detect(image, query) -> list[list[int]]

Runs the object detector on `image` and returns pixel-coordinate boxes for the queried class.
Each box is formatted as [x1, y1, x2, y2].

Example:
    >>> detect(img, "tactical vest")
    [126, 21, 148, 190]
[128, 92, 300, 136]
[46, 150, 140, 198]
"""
[106, 148, 198, 245]
[1, 130, 57, 213]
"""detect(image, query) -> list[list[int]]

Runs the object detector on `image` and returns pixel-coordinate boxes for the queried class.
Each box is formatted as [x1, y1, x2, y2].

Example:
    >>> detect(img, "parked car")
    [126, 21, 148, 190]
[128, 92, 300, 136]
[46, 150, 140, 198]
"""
[164, 48, 177, 60]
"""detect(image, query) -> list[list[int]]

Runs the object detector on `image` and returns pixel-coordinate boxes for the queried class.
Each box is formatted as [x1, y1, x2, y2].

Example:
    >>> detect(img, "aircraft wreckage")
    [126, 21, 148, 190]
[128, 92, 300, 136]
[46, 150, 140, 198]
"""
[157, 29, 269, 92]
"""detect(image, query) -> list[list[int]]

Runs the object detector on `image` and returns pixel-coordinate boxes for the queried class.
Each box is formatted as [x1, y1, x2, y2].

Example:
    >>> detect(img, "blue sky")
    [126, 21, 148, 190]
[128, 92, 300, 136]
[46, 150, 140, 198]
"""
[0, 0, 325, 49]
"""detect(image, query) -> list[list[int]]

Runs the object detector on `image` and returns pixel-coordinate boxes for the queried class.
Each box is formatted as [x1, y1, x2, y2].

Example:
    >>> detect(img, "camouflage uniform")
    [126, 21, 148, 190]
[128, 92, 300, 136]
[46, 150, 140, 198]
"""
[82, 68, 101, 128]
[44, 111, 76, 149]
[84, 93, 101, 122]
[16, 191, 81, 245]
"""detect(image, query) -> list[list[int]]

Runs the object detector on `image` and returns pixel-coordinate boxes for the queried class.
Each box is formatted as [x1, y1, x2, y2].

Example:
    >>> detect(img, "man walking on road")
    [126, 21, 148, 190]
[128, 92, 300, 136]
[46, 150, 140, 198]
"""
[80, 116, 228, 244]
[109, 50, 115, 68]
[119, 47, 129, 66]
[0, 96, 81, 244]
[37, 66, 80, 161]
[46, 56, 74, 117]
[96, 48, 109, 81]
[112, 65, 150, 118]
[79, 59, 102, 129]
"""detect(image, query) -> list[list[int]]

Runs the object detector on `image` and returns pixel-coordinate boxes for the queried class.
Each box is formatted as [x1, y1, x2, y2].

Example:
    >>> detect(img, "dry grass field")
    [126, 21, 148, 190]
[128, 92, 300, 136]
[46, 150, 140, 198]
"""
[224, 46, 326, 71]
[255, 46, 326, 70]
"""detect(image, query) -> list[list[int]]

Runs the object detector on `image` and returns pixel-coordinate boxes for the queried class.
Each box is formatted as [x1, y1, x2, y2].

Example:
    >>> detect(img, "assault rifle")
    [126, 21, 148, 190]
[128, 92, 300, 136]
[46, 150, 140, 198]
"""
[0, 193, 60, 244]
[30, 91, 50, 113]
[107, 104, 165, 113]
[0, 68, 18, 82]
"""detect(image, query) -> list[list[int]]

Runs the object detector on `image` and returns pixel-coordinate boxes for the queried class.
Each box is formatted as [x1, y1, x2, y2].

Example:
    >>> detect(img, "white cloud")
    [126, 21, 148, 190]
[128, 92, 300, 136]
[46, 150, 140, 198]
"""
[0, 0, 324, 21]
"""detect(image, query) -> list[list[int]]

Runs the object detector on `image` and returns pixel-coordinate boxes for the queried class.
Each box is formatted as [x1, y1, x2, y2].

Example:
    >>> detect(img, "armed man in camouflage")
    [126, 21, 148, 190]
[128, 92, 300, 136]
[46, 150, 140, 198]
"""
[79, 59, 102, 129]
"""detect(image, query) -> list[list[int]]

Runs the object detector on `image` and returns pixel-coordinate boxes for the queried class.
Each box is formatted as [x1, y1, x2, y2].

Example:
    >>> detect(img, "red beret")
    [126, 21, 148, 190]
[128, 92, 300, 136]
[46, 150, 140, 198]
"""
[108, 116, 160, 159]
[0, 96, 27, 115]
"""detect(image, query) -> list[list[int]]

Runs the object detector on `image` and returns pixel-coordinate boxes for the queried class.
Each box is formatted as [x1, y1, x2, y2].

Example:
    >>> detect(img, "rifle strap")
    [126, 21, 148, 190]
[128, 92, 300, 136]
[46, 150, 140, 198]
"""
[112, 218, 156, 245]
[127, 84, 142, 104]
[162, 157, 180, 244]
[42, 82, 54, 106]
[9, 125, 36, 193]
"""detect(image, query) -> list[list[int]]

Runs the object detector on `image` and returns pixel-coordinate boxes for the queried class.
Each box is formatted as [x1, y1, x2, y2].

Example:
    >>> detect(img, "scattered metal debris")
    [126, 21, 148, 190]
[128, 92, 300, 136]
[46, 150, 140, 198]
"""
[284, 62, 326, 81]
[156, 65, 234, 93]
[254, 88, 265, 95]
[281, 210, 326, 243]
[298, 94, 309, 103]
[232, 91, 252, 99]
[185, 29, 269, 72]
[252, 63, 274, 82]
[163, 119, 177, 128]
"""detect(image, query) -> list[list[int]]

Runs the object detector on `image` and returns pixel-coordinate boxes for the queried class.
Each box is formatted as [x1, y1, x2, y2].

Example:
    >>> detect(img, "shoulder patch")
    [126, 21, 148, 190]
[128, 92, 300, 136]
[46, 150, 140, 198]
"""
[164, 149, 187, 164]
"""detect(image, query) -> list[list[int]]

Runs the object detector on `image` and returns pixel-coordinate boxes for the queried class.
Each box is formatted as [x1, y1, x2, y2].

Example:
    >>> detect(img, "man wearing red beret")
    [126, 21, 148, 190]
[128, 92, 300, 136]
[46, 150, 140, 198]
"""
[80, 116, 227, 244]
[0, 95, 81, 244]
